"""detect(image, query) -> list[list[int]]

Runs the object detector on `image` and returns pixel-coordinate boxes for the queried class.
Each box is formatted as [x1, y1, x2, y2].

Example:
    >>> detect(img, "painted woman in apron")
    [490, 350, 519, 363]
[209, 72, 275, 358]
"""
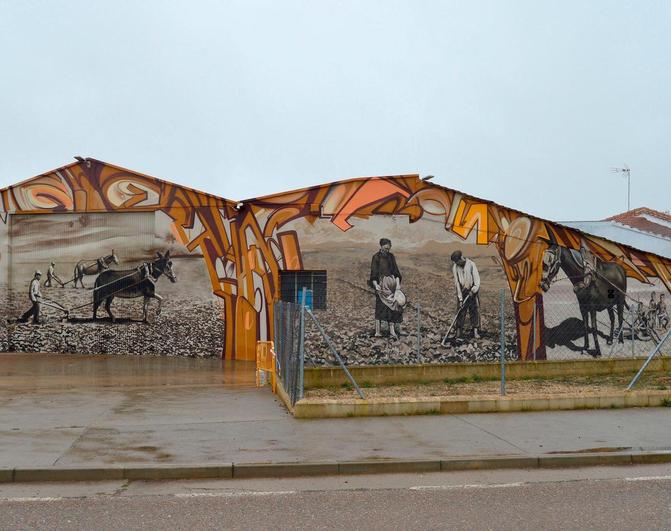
[369, 238, 405, 339]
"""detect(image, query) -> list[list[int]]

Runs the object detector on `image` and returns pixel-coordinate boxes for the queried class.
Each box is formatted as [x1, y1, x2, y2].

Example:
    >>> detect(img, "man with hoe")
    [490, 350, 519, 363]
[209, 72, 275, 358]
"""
[451, 250, 481, 340]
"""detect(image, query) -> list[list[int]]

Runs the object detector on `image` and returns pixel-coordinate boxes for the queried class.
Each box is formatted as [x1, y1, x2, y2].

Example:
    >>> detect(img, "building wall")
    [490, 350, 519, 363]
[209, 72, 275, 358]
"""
[1, 162, 671, 362]
[244, 176, 671, 362]
[0, 160, 231, 358]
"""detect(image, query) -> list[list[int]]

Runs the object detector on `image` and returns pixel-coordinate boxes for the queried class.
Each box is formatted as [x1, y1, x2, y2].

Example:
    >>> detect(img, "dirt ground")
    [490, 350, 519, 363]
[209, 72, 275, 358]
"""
[0, 256, 225, 357]
[304, 372, 671, 400]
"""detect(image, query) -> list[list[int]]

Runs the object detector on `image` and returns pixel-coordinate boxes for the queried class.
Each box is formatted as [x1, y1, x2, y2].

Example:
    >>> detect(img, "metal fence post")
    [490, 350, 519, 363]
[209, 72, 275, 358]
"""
[500, 288, 506, 396]
[532, 302, 537, 361]
[298, 288, 306, 400]
[631, 304, 635, 357]
[627, 327, 671, 390]
[305, 308, 365, 399]
[416, 303, 421, 359]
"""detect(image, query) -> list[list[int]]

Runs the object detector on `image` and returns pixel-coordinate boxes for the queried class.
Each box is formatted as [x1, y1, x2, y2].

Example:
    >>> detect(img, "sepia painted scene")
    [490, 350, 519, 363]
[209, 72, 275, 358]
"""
[288, 215, 670, 366]
[1, 212, 225, 357]
[287, 216, 519, 365]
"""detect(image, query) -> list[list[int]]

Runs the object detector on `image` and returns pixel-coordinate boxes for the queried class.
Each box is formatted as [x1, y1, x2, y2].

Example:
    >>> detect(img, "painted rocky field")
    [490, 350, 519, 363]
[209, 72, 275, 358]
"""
[300, 246, 520, 366]
[1, 257, 225, 358]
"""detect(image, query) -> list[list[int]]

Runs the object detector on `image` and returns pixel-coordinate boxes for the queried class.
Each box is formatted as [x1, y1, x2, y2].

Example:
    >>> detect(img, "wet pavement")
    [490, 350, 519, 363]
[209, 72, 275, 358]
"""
[1, 352, 671, 469]
[0, 352, 255, 389]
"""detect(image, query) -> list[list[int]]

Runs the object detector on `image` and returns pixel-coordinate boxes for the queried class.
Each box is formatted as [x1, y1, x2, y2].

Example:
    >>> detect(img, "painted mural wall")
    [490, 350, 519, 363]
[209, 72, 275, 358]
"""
[243, 175, 671, 363]
[1, 159, 670, 363]
[0, 160, 231, 357]
[3, 212, 223, 356]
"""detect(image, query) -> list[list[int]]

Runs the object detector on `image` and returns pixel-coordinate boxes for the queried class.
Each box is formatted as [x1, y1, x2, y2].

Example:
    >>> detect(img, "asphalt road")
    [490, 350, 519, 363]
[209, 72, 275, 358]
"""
[2, 464, 671, 530]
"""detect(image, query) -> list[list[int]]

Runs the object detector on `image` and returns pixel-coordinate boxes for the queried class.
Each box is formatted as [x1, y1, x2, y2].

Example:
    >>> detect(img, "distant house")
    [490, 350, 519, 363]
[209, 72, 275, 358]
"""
[563, 207, 671, 259]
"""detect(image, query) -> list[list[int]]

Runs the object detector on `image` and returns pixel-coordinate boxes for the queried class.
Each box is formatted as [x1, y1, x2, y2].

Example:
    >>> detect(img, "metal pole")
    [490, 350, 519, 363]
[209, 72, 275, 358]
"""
[298, 287, 306, 400]
[500, 289, 506, 396]
[627, 327, 671, 390]
[416, 303, 421, 359]
[532, 302, 537, 362]
[305, 308, 365, 399]
[631, 305, 635, 358]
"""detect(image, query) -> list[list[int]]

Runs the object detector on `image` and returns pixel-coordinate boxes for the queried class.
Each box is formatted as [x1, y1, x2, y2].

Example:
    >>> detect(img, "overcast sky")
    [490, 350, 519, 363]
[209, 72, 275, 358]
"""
[1, 0, 669, 221]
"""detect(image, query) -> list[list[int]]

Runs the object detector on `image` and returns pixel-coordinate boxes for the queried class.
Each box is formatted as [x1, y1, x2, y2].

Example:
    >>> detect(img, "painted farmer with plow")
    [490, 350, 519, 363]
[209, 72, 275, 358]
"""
[45, 262, 64, 287]
[369, 238, 405, 339]
[17, 271, 43, 324]
[451, 250, 481, 340]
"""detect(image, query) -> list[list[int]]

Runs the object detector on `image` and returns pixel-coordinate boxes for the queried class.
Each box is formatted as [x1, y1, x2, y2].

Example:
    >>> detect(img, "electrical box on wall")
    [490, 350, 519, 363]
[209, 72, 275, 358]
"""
[279, 270, 326, 309]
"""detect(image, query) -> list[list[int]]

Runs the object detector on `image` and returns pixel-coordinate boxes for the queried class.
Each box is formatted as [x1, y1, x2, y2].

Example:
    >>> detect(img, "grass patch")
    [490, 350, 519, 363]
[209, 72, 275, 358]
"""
[662, 398, 671, 407]
[361, 381, 374, 389]
[443, 376, 472, 385]
[341, 382, 352, 390]
[442, 374, 494, 385]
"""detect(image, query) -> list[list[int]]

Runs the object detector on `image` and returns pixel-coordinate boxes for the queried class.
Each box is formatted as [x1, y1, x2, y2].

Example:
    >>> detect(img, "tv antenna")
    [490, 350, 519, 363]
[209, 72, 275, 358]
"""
[611, 165, 631, 211]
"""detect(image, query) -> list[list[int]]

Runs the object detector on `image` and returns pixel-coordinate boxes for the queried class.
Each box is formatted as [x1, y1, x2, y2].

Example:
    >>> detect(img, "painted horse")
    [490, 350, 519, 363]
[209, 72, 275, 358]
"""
[73, 251, 119, 288]
[92, 251, 177, 323]
[541, 245, 627, 356]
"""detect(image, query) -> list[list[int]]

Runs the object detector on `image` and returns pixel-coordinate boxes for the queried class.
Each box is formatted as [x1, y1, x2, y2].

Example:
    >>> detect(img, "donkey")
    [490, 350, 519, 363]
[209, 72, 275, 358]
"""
[73, 251, 119, 288]
[540, 245, 627, 356]
[92, 251, 176, 323]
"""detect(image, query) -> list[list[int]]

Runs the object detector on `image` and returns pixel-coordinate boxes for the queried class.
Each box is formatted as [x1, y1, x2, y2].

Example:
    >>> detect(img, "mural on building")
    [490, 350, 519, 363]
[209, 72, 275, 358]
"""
[3, 209, 224, 357]
[1, 158, 670, 362]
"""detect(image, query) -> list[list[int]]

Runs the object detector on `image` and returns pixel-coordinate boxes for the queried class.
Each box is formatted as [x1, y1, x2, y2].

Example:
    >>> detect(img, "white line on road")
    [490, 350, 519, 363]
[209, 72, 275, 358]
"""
[623, 475, 671, 482]
[0, 497, 65, 503]
[410, 482, 526, 491]
[174, 490, 297, 498]
[411, 475, 671, 492]
[3, 475, 671, 503]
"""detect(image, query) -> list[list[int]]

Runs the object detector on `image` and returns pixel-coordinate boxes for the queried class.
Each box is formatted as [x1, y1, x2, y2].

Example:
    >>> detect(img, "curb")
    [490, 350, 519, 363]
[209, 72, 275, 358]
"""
[293, 391, 671, 418]
[304, 358, 671, 388]
[2, 451, 671, 483]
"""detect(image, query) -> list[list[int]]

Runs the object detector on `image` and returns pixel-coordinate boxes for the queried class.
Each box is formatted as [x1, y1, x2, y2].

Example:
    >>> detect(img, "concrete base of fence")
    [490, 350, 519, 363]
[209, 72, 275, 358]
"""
[293, 390, 671, 418]
[275, 378, 295, 414]
[304, 357, 671, 388]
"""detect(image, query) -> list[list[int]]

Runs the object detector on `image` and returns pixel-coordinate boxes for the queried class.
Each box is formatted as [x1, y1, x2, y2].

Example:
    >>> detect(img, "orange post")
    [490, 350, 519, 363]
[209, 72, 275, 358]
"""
[255, 340, 276, 393]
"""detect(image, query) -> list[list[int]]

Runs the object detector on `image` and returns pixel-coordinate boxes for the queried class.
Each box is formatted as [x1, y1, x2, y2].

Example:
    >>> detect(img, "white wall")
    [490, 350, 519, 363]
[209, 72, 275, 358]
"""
[562, 221, 671, 259]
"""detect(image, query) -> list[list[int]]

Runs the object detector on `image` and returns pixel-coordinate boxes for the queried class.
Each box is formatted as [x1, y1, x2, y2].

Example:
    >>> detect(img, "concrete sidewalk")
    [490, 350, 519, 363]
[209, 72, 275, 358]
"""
[1, 353, 671, 480]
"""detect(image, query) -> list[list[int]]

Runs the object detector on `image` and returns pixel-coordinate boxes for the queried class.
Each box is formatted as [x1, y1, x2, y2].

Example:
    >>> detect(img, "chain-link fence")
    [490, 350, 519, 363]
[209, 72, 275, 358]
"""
[279, 284, 671, 399]
[540, 260, 670, 361]
[294, 250, 669, 367]
[273, 300, 303, 405]
[300, 277, 519, 367]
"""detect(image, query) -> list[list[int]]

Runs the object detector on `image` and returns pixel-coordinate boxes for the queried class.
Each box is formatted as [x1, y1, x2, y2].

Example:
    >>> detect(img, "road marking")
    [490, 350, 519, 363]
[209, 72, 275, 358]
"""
[174, 490, 297, 498]
[623, 475, 671, 482]
[410, 482, 526, 491]
[0, 497, 65, 503]
[411, 475, 671, 492]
